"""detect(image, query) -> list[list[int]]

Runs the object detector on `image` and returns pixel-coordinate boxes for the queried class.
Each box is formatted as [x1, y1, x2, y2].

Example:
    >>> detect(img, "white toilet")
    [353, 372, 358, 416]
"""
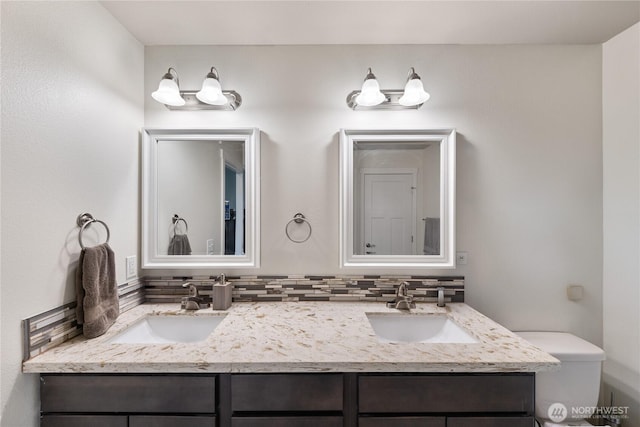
[515, 331, 606, 427]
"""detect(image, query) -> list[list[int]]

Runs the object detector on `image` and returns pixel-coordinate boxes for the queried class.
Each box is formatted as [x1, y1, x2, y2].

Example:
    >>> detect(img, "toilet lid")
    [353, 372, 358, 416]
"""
[515, 332, 605, 362]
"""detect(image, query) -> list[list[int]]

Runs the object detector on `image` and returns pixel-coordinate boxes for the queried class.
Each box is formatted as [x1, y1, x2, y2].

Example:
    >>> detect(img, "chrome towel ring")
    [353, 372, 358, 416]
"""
[285, 212, 312, 243]
[76, 212, 110, 249]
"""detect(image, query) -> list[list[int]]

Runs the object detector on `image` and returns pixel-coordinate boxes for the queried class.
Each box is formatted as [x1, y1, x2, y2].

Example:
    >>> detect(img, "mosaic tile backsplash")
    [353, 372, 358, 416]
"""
[145, 275, 465, 304]
[23, 274, 464, 362]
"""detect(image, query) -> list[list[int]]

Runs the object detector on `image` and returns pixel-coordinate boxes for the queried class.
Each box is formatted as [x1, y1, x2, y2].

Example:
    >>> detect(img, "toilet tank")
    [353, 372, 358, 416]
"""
[516, 332, 605, 422]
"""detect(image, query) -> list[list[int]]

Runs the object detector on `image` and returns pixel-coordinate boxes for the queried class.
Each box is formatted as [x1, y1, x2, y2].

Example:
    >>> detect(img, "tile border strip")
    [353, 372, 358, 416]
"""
[22, 278, 145, 362]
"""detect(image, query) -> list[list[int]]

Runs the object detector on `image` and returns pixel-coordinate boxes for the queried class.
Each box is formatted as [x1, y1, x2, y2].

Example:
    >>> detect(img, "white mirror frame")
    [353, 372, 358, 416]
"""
[339, 129, 456, 268]
[142, 128, 260, 269]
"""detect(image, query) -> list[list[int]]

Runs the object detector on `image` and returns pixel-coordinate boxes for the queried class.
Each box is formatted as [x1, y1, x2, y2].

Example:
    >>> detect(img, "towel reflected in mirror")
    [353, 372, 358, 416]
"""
[423, 217, 440, 255]
[168, 234, 192, 255]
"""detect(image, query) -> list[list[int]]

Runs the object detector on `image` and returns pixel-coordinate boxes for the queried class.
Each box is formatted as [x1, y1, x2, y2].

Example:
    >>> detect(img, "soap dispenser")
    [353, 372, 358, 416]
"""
[212, 274, 232, 310]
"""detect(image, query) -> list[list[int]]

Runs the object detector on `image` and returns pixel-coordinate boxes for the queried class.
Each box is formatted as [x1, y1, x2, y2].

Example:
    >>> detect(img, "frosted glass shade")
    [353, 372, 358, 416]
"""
[151, 78, 185, 107]
[196, 77, 228, 105]
[398, 78, 430, 106]
[355, 78, 385, 107]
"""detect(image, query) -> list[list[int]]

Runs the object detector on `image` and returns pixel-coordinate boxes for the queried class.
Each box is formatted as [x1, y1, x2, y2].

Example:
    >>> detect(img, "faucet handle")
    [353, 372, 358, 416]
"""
[436, 286, 445, 307]
[182, 282, 199, 297]
[397, 281, 409, 297]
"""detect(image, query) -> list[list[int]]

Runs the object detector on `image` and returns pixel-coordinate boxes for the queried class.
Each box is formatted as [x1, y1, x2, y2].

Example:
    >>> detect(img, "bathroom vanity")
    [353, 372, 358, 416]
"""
[39, 372, 534, 427]
[24, 302, 558, 427]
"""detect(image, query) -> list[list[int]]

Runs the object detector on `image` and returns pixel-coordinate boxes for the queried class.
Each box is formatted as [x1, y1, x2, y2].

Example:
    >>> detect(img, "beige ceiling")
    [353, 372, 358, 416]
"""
[101, 0, 640, 45]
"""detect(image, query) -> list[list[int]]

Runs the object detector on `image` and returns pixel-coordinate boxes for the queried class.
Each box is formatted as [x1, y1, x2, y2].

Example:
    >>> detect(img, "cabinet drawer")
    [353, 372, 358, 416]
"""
[359, 374, 534, 414]
[41, 374, 216, 414]
[232, 416, 343, 427]
[359, 416, 445, 427]
[130, 415, 216, 427]
[41, 415, 127, 427]
[447, 416, 534, 427]
[231, 374, 343, 411]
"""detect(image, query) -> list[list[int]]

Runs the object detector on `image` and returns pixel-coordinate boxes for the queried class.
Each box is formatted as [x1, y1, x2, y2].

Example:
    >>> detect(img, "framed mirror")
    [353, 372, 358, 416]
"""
[142, 128, 260, 268]
[339, 129, 455, 268]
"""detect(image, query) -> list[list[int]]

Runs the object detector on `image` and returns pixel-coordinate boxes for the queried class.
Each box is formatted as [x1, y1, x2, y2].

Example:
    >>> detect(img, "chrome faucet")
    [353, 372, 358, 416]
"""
[181, 282, 209, 310]
[387, 281, 416, 311]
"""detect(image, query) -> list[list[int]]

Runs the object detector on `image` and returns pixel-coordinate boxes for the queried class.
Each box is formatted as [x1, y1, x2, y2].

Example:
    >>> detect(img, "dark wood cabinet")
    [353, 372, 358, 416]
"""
[129, 415, 217, 427]
[447, 416, 534, 427]
[359, 373, 534, 426]
[40, 374, 217, 426]
[231, 374, 343, 412]
[41, 415, 127, 427]
[41, 374, 216, 414]
[359, 373, 534, 414]
[232, 416, 343, 427]
[359, 416, 446, 427]
[230, 374, 347, 427]
[41, 415, 217, 426]
[39, 372, 535, 426]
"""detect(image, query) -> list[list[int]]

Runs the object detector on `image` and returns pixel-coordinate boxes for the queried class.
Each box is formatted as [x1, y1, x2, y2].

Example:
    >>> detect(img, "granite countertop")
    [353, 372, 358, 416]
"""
[22, 302, 559, 373]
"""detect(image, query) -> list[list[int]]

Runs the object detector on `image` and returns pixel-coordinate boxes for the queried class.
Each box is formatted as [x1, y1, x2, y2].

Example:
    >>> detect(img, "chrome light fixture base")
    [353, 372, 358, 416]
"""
[346, 90, 424, 110]
[165, 90, 242, 111]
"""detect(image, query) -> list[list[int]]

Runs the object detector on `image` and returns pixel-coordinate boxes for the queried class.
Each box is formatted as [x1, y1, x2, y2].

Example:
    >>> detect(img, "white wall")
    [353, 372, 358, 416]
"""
[0, 2, 143, 425]
[145, 44, 603, 344]
[603, 22, 640, 427]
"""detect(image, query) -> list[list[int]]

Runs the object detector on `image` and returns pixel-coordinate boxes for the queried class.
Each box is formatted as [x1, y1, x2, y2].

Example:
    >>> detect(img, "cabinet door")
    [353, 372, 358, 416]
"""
[447, 416, 534, 427]
[359, 374, 534, 414]
[359, 416, 445, 427]
[232, 417, 343, 427]
[231, 374, 343, 412]
[130, 415, 216, 427]
[41, 415, 127, 427]
[41, 375, 216, 414]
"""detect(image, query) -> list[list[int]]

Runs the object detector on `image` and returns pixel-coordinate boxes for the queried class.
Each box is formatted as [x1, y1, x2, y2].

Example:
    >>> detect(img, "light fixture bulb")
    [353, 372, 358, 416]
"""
[398, 68, 430, 107]
[196, 67, 228, 106]
[151, 68, 185, 107]
[355, 68, 385, 107]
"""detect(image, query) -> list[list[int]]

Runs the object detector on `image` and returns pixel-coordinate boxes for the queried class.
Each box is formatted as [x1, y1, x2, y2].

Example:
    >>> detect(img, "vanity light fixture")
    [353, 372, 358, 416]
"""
[354, 68, 386, 107]
[152, 66, 242, 111]
[398, 67, 430, 107]
[151, 68, 185, 107]
[346, 67, 430, 110]
[196, 67, 228, 106]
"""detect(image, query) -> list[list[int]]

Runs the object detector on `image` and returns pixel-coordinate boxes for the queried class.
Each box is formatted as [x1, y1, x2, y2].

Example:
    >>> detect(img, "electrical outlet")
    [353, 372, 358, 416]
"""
[125, 255, 137, 280]
[456, 252, 468, 265]
[207, 239, 215, 255]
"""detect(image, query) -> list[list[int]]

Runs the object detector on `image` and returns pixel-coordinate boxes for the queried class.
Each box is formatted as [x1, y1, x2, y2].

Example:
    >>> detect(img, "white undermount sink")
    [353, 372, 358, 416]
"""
[366, 313, 478, 344]
[108, 315, 226, 344]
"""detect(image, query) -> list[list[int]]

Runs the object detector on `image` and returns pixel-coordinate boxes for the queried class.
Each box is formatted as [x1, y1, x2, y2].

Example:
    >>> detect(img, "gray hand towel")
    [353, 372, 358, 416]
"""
[423, 217, 440, 255]
[75, 243, 119, 338]
[168, 234, 192, 255]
